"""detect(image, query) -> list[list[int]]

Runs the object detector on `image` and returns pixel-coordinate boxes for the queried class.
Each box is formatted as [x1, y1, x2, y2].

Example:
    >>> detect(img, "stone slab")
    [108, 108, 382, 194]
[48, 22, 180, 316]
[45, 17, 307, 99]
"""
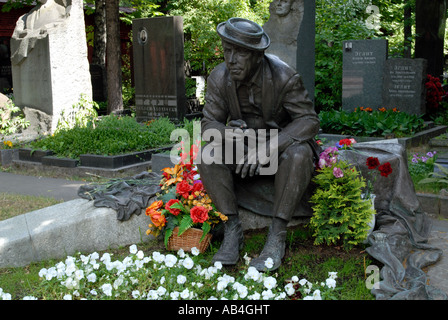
[319, 125, 447, 150]
[0, 199, 152, 268]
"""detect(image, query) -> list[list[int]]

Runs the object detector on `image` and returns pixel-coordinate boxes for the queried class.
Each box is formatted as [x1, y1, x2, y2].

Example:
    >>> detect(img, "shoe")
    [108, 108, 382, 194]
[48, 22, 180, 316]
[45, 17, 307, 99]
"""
[250, 229, 287, 272]
[212, 216, 244, 265]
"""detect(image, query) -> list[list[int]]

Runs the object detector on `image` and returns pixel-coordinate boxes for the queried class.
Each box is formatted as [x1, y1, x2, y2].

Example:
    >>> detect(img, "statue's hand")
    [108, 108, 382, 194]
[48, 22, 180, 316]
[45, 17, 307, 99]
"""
[228, 119, 248, 130]
[235, 147, 262, 178]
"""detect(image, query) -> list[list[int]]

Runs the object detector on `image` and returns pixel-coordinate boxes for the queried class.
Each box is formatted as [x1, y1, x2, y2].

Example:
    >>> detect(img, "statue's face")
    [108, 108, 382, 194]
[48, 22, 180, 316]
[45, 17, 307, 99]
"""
[274, 0, 292, 17]
[222, 41, 262, 82]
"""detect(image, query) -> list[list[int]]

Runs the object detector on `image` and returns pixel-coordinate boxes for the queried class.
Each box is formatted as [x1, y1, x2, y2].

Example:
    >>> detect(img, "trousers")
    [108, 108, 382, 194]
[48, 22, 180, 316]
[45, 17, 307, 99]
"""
[197, 140, 315, 222]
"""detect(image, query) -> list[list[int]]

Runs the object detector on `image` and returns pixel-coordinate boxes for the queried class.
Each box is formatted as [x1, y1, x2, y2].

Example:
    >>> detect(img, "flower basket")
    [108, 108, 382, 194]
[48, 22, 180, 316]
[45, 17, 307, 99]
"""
[167, 227, 212, 253]
[145, 141, 227, 253]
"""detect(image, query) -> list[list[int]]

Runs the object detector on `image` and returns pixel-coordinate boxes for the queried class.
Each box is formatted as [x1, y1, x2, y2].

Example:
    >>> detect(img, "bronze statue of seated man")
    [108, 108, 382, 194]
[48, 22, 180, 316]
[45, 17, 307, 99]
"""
[197, 17, 320, 271]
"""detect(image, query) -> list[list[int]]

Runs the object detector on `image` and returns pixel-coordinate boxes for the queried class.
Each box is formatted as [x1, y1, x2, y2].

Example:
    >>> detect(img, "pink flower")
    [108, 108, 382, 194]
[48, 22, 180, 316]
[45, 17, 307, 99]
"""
[333, 167, 344, 178]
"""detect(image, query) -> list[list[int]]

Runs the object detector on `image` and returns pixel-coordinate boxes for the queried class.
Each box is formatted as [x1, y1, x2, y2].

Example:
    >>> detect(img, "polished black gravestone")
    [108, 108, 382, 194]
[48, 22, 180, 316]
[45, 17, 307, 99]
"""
[342, 39, 388, 112]
[132, 16, 186, 122]
[382, 58, 427, 115]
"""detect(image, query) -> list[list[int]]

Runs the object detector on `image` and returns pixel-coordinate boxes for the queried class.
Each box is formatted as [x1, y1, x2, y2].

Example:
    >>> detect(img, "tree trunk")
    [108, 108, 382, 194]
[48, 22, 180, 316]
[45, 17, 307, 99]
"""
[105, 0, 123, 114]
[92, 0, 107, 66]
[92, 0, 107, 102]
[403, 1, 412, 59]
[415, 0, 447, 77]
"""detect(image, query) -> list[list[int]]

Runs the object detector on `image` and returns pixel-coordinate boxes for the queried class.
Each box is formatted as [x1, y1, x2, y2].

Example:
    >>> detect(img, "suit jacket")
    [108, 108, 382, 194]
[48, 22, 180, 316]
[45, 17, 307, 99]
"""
[202, 54, 320, 157]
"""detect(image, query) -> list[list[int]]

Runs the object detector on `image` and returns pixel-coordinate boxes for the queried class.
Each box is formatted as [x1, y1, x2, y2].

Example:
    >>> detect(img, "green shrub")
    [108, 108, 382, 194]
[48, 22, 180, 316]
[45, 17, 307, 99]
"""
[28, 116, 177, 160]
[319, 109, 426, 137]
[309, 159, 375, 251]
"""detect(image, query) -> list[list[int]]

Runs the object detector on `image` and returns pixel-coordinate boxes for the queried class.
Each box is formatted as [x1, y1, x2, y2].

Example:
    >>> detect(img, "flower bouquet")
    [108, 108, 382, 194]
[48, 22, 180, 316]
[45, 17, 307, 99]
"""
[145, 142, 227, 253]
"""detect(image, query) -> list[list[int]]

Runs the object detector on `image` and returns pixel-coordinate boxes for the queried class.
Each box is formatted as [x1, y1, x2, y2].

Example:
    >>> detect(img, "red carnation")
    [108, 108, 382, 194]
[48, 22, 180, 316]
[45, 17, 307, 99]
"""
[366, 157, 380, 170]
[190, 206, 209, 224]
[378, 162, 392, 177]
[165, 199, 181, 216]
[176, 180, 193, 199]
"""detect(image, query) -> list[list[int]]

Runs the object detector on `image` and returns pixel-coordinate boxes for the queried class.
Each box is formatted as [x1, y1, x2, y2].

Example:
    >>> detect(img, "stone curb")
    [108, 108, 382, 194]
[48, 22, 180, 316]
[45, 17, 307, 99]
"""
[417, 193, 448, 220]
[0, 199, 152, 268]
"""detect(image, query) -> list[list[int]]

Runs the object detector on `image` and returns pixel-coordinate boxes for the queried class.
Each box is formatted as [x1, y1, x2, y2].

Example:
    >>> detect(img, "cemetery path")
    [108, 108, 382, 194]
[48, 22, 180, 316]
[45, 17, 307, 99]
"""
[0, 171, 85, 202]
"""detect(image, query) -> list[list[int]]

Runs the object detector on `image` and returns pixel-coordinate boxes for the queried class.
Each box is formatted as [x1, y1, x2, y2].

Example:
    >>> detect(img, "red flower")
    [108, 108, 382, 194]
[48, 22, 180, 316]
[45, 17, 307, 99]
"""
[378, 162, 393, 177]
[190, 206, 209, 224]
[339, 139, 353, 147]
[176, 180, 193, 199]
[192, 181, 204, 193]
[165, 199, 181, 216]
[366, 157, 380, 169]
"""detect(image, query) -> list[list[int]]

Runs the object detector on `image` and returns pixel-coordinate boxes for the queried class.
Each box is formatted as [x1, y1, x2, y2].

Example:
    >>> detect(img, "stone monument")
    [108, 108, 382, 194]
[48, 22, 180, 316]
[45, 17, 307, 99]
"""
[263, 0, 315, 100]
[342, 39, 388, 112]
[10, 0, 92, 134]
[132, 16, 186, 123]
[382, 58, 427, 115]
[263, 0, 304, 70]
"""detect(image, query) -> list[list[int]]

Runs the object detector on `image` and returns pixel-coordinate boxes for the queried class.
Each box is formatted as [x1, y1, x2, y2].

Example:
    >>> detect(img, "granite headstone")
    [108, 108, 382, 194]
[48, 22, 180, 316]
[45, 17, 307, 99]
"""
[382, 58, 427, 115]
[342, 39, 388, 112]
[132, 16, 186, 123]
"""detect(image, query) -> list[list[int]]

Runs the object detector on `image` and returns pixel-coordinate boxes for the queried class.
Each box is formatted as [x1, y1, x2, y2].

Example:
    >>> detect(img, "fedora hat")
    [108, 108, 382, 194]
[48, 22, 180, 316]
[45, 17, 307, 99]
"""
[217, 17, 270, 51]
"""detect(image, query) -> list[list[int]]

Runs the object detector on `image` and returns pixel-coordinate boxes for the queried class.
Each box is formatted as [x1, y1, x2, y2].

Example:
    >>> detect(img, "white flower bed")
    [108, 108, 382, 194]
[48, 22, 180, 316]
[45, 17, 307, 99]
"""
[0, 244, 339, 300]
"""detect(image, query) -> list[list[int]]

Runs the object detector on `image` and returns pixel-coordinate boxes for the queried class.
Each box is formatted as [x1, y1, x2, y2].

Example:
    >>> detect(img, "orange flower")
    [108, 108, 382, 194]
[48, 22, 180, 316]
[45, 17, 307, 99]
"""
[146, 200, 163, 214]
[365, 107, 373, 112]
[378, 107, 386, 112]
[147, 209, 166, 228]
[392, 108, 399, 112]
[162, 165, 183, 186]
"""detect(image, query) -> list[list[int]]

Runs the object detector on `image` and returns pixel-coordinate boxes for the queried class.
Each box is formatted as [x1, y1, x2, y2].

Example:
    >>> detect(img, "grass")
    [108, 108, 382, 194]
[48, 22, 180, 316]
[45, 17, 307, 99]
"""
[0, 193, 63, 221]
[0, 225, 376, 300]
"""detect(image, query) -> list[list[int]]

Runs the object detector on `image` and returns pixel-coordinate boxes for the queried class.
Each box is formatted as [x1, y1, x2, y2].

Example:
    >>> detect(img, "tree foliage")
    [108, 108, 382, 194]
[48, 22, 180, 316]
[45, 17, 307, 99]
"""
[167, 0, 270, 76]
[314, 0, 377, 112]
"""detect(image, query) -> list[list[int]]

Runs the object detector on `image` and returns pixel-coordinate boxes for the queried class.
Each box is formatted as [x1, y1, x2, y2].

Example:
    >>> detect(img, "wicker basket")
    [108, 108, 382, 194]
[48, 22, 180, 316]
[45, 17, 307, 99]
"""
[167, 227, 212, 253]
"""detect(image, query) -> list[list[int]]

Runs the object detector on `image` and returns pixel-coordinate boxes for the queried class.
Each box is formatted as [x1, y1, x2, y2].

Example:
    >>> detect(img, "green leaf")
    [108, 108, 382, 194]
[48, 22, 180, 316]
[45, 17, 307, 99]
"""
[200, 222, 211, 243]
[160, 189, 177, 203]
[170, 201, 190, 214]
[164, 227, 173, 249]
[178, 215, 193, 236]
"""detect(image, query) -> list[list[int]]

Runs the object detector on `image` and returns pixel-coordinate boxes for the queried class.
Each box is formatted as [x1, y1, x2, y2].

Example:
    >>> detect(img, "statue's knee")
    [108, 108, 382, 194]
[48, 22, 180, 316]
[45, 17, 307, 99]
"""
[280, 143, 313, 165]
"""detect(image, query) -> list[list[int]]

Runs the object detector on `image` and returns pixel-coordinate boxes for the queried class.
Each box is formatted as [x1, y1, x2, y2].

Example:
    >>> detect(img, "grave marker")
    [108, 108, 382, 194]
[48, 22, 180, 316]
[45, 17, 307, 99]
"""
[382, 58, 427, 115]
[132, 16, 186, 123]
[342, 39, 388, 112]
